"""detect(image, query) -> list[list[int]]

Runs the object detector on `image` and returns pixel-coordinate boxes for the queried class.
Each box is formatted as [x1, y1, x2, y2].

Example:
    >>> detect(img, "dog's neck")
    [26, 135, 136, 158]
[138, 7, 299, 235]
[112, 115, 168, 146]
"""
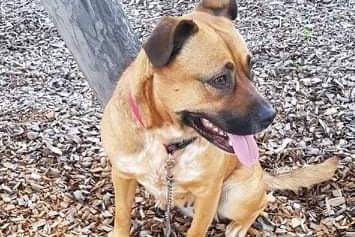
[128, 90, 197, 154]
[126, 51, 174, 129]
[110, 51, 199, 154]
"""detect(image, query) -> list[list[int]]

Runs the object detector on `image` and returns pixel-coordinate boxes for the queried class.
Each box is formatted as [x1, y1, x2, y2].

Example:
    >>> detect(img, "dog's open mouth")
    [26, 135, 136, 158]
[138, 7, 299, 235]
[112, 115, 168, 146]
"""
[183, 114, 259, 167]
[189, 117, 234, 153]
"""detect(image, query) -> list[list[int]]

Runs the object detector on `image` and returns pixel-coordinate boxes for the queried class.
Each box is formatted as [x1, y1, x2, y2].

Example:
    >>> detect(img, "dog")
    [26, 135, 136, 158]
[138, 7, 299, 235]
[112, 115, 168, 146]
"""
[100, 1, 338, 236]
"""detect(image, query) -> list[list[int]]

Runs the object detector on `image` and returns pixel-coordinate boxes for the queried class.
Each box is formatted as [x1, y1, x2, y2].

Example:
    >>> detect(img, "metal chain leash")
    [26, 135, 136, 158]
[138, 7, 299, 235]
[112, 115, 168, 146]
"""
[164, 153, 177, 237]
[163, 137, 196, 237]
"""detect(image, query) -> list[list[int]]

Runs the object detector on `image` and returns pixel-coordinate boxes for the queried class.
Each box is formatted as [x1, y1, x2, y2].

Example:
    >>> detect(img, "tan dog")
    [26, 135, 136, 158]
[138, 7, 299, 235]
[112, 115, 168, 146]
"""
[101, 1, 338, 236]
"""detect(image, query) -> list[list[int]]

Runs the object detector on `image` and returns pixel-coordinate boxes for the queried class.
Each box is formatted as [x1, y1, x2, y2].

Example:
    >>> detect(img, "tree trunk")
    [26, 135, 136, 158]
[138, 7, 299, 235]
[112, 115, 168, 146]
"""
[41, 0, 140, 105]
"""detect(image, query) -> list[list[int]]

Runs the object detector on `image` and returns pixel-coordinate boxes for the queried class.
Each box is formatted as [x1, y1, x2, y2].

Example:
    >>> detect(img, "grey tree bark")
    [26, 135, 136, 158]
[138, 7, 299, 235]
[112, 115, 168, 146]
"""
[41, 0, 140, 105]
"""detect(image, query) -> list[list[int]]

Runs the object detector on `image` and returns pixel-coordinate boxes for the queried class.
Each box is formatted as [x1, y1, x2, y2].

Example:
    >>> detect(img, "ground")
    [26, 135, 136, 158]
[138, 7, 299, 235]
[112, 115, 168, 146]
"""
[0, 0, 354, 236]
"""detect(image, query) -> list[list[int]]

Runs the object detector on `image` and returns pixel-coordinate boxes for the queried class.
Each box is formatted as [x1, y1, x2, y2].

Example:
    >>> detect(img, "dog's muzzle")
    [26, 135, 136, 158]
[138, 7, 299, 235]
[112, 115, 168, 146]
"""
[181, 100, 276, 155]
[215, 102, 276, 135]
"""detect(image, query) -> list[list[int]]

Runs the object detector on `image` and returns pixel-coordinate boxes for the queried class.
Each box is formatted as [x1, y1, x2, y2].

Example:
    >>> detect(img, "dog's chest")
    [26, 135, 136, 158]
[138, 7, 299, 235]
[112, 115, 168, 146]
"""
[114, 137, 207, 203]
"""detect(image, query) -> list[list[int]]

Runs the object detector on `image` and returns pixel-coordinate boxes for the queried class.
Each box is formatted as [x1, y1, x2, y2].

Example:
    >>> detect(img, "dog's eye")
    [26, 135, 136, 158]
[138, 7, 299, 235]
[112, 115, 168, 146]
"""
[208, 75, 231, 90]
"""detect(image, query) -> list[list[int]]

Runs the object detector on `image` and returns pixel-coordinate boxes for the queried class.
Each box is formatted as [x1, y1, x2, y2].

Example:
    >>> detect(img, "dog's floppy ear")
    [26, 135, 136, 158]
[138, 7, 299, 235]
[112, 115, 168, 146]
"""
[196, 0, 238, 20]
[143, 17, 198, 67]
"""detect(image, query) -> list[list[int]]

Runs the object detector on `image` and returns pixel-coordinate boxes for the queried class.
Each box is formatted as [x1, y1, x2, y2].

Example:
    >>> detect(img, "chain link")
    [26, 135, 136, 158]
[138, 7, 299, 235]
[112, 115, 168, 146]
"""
[165, 153, 177, 237]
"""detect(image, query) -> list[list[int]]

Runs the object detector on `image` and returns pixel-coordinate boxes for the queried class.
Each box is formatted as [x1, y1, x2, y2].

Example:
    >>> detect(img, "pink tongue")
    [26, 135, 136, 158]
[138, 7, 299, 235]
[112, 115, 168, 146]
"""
[227, 134, 259, 167]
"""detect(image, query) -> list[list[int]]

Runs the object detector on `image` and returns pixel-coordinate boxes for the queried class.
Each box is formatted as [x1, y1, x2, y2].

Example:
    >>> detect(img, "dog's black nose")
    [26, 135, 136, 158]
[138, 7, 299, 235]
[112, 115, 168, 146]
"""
[258, 105, 276, 126]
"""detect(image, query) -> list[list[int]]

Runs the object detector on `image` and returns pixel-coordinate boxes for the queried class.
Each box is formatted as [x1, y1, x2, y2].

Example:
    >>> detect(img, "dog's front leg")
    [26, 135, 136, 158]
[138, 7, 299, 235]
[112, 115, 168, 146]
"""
[111, 169, 137, 237]
[186, 185, 222, 237]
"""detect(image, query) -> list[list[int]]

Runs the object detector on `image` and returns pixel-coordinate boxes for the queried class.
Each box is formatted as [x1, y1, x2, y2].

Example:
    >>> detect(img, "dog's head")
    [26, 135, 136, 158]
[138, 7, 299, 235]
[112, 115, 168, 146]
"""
[137, 0, 275, 157]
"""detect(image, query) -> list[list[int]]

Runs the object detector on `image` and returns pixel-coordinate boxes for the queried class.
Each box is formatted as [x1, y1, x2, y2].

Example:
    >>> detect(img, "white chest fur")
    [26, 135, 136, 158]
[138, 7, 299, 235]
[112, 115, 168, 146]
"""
[112, 133, 208, 205]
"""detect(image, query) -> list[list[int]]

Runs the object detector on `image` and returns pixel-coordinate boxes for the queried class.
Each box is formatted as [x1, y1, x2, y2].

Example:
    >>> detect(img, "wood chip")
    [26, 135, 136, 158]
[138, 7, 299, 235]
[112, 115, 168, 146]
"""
[0, 0, 353, 236]
[328, 197, 346, 207]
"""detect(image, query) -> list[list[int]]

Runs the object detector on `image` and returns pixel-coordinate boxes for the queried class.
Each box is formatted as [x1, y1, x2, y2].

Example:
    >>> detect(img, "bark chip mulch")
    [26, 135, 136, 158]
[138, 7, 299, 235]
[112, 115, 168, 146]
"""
[0, 0, 354, 236]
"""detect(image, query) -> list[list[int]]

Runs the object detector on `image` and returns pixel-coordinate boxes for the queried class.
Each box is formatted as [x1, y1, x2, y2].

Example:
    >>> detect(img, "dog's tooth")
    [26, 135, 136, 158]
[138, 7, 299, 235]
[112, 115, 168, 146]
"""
[201, 118, 209, 127]
[228, 140, 233, 146]
[203, 119, 213, 129]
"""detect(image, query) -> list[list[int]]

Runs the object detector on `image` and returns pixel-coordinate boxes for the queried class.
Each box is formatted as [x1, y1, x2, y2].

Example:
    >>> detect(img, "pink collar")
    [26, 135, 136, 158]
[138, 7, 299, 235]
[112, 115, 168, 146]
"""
[128, 94, 145, 127]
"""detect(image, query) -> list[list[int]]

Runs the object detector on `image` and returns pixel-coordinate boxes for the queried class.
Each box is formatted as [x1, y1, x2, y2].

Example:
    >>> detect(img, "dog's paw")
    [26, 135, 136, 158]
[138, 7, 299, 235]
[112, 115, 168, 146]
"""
[226, 223, 246, 237]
